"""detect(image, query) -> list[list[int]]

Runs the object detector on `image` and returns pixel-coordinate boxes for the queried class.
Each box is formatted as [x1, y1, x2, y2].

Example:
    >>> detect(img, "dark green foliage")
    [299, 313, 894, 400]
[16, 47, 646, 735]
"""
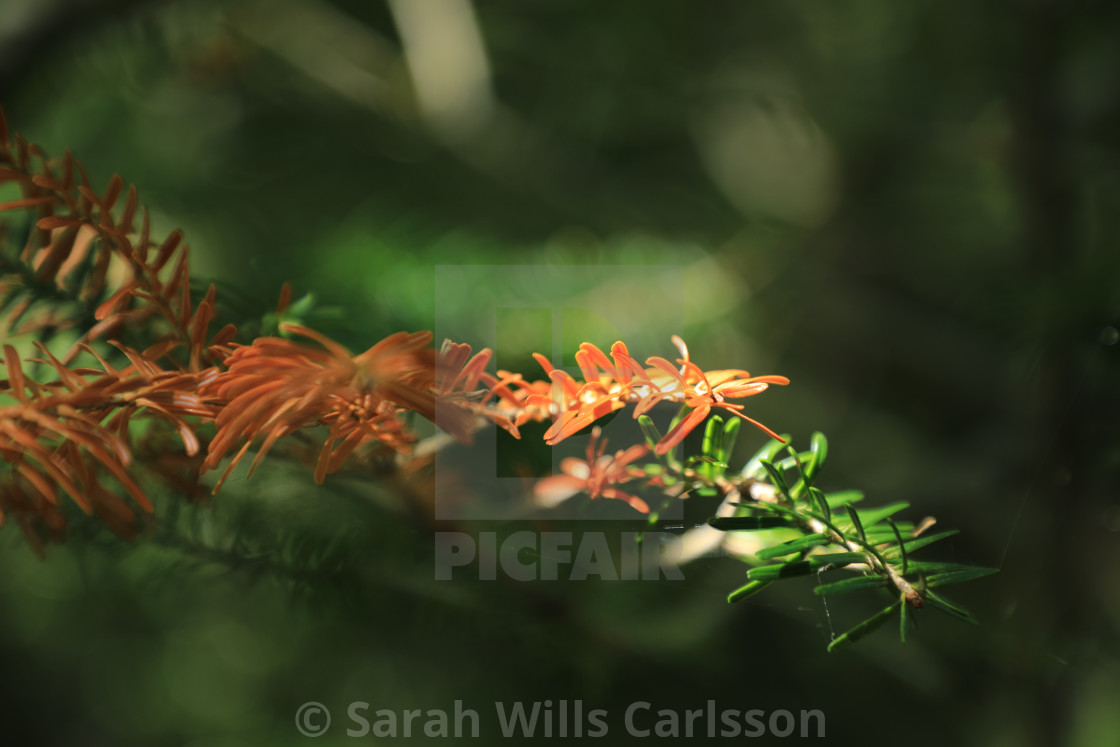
[709, 434, 998, 650]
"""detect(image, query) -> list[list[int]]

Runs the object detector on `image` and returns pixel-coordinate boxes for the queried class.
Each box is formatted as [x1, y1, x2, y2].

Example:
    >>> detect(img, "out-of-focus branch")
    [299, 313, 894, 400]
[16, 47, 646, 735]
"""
[227, 0, 403, 119]
[385, 0, 495, 144]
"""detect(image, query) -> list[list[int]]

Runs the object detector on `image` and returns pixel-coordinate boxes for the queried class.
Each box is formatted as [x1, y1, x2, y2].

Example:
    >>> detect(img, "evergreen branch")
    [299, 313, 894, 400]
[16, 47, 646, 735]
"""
[0, 106, 997, 651]
[705, 433, 998, 649]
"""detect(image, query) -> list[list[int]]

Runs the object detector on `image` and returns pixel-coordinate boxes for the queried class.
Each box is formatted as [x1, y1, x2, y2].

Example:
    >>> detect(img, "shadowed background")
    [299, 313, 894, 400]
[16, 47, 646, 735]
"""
[1, 0, 1118, 745]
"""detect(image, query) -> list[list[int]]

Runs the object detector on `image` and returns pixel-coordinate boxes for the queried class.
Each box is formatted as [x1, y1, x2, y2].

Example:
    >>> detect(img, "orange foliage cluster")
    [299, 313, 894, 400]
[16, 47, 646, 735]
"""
[0, 108, 787, 549]
[533, 426, 650, 513]
[527, 336, 789, 454]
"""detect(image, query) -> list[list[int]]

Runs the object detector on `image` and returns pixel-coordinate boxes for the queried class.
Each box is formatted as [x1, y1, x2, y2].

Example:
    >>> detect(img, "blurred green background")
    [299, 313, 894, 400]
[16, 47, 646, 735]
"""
[2, 0, 1119, 744]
